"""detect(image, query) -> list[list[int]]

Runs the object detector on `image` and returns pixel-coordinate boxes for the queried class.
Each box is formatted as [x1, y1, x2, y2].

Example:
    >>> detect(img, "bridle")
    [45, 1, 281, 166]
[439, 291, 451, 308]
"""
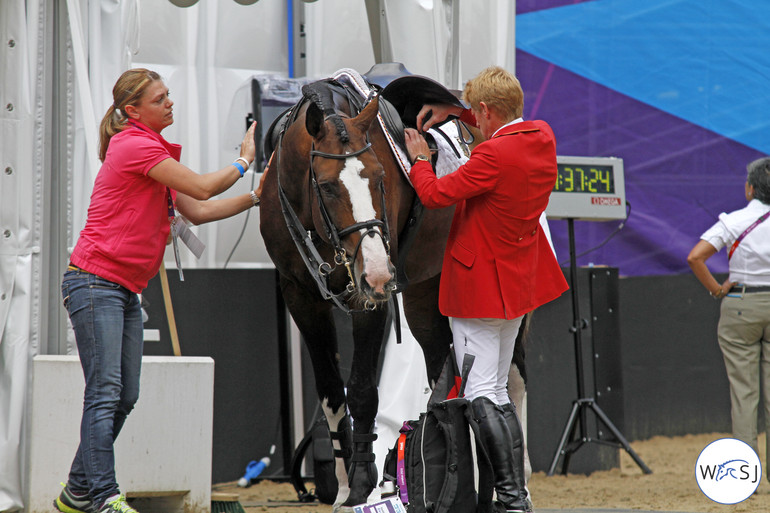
[277, 112, 393, 314]
[310, 139, 392, 262]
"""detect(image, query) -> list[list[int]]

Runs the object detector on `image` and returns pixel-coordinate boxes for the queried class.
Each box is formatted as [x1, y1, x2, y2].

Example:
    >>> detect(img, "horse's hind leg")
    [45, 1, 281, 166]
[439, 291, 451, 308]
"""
[341, 307, 389, 508]
[508, 313, 532, 484]
[402, 273, 453, 385]
[279, 277, 353, 508]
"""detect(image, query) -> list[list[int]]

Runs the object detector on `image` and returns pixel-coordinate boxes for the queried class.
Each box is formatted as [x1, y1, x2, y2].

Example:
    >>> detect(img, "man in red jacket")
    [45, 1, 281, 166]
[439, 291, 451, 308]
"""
[405, 66, 568, 513]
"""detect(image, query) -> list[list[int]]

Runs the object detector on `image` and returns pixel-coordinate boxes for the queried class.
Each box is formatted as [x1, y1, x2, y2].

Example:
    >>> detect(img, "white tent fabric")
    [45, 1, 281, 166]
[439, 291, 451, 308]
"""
[0, 1, 516, 509]
[66, 0, 141, 241]
[1, 1, 44, 510]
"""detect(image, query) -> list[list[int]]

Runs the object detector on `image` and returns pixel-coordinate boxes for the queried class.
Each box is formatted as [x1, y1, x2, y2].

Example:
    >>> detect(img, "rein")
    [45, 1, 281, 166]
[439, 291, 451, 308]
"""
[276, 101, 393, 315]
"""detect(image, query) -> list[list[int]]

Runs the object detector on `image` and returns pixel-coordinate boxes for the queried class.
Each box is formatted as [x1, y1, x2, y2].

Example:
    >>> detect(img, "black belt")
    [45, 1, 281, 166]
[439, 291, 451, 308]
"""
[728, 285, 770, 294]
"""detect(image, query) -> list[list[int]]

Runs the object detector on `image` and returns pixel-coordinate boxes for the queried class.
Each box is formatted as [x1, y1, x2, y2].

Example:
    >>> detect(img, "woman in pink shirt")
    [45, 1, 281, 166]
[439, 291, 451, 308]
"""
[55, 68, 260, 513]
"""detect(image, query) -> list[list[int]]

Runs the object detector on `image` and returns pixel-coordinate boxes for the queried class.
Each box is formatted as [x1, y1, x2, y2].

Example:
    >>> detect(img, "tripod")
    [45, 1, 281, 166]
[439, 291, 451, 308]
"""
[546, 218, 652, 476]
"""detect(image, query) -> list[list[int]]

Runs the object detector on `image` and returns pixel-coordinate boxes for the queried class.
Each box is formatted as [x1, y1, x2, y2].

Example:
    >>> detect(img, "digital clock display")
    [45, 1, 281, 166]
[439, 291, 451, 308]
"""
[553, 164, 615, 194]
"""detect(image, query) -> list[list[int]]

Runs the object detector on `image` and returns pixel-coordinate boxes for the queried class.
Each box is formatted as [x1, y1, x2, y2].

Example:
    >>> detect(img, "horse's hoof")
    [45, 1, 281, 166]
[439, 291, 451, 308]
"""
[340, 491, 371, 510]
[333, 505, 356, 513]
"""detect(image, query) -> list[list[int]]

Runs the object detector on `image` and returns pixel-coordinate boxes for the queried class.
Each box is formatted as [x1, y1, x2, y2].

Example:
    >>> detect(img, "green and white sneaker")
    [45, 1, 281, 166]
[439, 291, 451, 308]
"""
[97, 494, 139, 513]
[53, 484, 95, 513]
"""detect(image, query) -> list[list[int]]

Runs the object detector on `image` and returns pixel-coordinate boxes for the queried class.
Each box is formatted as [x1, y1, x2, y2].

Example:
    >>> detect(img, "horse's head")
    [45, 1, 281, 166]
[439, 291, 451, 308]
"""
[304, 92, 397, 307]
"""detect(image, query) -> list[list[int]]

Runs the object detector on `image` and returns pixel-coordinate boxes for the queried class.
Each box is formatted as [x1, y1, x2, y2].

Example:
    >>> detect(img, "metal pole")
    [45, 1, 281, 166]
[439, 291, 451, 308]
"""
[568, 218, 588, 440]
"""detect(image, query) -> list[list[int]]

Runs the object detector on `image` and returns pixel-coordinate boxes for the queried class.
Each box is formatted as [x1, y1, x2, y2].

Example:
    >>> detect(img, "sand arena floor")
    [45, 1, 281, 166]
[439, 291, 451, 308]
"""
[213, 432, 770, 513]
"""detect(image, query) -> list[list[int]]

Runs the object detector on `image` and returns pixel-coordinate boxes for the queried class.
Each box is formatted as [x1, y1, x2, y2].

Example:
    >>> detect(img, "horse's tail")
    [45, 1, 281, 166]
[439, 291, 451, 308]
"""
[301, 81, 349, 143]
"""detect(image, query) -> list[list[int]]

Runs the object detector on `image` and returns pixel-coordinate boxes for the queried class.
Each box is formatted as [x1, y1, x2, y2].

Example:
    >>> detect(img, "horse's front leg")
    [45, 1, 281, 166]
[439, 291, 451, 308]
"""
[321, 396, 353, 510]
[279, 277, 353, 509]
[340, 307, 389, 509]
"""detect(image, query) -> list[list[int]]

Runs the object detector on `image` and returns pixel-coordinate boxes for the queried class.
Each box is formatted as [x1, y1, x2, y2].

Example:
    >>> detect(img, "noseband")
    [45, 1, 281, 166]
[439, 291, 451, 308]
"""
[277, 124, 393, 314]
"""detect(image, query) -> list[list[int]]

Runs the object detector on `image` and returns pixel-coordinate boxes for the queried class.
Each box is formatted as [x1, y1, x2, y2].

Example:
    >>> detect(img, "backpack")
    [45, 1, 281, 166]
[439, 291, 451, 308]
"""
[289, 415, 338, 505]
[382, 351, 495, 513]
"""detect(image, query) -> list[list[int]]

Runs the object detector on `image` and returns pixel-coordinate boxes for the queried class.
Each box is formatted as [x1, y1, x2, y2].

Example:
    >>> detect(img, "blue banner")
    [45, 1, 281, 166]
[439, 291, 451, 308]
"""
[516, 0, 768, 276]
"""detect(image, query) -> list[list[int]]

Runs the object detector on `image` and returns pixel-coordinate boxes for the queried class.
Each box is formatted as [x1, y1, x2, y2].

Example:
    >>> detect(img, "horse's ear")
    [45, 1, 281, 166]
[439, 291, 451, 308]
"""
[352, 96, 380, 134]
[305, 102, 326, 139]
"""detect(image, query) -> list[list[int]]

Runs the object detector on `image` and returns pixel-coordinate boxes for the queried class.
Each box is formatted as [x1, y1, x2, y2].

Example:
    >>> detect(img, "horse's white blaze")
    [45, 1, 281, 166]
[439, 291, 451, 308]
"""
[339, 157, 392, 293]
[322, 398, 351, 507]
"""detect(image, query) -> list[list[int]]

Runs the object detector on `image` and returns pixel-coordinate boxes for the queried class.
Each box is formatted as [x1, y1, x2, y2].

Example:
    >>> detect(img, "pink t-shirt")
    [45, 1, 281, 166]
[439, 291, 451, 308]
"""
[70, 120, 182, 293]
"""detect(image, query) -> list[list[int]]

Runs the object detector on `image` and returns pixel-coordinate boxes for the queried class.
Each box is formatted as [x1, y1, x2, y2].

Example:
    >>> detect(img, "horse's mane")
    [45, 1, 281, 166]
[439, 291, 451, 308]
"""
[301, 81, 349, 144]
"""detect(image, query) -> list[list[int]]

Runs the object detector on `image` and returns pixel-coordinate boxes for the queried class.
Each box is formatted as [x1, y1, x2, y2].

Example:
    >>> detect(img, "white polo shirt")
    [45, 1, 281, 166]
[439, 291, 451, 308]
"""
[701, 199, 770, 286]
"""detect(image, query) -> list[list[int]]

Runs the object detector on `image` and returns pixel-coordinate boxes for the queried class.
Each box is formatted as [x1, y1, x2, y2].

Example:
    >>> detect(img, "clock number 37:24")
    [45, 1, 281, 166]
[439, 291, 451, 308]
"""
[555, 165, 614, 194]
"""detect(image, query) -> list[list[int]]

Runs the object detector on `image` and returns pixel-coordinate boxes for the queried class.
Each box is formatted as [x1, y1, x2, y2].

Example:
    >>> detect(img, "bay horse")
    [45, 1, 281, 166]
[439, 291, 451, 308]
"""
[259, 76, 456, 510]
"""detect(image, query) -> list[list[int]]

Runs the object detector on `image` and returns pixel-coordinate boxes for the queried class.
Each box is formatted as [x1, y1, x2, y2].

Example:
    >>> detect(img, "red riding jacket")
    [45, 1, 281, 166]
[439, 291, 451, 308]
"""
[410, 119, 568, 319]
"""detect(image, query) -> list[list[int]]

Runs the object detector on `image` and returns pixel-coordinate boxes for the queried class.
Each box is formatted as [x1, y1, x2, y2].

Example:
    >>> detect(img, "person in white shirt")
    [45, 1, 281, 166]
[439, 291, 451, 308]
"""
[687, 156, 770, 478]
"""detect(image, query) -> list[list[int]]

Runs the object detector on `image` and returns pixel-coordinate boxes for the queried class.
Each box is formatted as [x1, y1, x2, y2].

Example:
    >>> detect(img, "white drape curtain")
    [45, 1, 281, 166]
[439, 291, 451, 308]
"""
[67, 0, 141, 241]
[305, 0, 515, 89]
[1, 1, 44, 510]
[0, 1, 514, 509]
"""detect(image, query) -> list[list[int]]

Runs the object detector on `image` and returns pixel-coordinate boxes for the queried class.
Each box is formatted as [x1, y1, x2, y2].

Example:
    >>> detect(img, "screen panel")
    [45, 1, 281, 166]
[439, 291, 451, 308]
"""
[546, 156, 627, 221]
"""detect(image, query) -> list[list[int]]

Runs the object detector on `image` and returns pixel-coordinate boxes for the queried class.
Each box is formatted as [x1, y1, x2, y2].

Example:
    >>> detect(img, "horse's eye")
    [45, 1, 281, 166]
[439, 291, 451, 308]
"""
[319, 182, 339, 197]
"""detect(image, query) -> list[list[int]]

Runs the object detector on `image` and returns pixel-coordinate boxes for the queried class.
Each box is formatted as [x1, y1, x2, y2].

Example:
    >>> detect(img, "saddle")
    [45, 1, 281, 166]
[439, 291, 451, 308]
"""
[365, 62, 467, 127]
[264, 63, 469, 172]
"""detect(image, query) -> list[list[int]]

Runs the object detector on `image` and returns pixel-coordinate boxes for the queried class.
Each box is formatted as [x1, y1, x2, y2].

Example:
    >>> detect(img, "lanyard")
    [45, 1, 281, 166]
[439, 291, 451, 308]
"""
[167, 187, 175, 219]
[728, 210, 770, 261]
[396, 423, 413, 504]
[167, 187, 184, 281]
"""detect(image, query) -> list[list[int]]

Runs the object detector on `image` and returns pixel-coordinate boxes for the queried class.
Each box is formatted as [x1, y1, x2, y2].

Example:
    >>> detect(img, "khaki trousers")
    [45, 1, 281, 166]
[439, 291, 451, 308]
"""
[718, 291, 770, 478]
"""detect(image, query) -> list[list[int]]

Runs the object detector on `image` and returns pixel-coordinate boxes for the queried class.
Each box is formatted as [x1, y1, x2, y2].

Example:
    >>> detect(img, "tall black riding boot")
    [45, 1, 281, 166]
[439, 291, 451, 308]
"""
[472, 397, 532, 513]
[500, 402, 533, 510]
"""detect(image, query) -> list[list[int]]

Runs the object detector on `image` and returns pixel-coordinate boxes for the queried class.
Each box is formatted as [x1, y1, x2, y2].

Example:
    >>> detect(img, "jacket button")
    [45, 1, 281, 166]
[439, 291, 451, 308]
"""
[518, 236, 523, 241]
[531, 230, 537, 236]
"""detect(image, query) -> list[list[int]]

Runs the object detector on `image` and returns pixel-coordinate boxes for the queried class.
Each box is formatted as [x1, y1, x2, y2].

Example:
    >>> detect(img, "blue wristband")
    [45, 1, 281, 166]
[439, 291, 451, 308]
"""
[233, 161, 246, 177]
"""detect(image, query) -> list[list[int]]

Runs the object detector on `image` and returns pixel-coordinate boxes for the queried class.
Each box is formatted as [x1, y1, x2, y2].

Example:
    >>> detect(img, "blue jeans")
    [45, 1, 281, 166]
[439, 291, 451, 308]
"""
[61, 269, 143, 506]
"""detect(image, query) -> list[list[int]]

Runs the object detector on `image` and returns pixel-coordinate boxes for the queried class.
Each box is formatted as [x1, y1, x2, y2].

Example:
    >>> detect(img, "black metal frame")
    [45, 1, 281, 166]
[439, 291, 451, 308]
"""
[546, 218, 652, 476]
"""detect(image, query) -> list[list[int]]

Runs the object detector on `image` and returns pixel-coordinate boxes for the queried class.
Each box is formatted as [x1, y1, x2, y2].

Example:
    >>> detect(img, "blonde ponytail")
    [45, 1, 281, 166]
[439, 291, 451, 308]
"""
[98, 68, 162, 162]
[98, 105, 127, 162]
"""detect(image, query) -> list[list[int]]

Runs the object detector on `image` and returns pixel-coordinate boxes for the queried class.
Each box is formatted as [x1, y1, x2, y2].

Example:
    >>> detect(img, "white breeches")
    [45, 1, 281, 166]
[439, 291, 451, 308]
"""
[451, 315, 524, 404]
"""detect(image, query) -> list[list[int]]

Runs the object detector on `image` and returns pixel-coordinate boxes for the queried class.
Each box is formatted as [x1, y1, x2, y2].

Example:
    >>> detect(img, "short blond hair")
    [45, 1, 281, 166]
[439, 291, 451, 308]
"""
[462, 66, 523, 121]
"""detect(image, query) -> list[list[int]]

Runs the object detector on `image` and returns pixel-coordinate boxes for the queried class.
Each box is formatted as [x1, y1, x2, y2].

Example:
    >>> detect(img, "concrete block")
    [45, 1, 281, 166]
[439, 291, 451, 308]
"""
[27, 355, 214, 513]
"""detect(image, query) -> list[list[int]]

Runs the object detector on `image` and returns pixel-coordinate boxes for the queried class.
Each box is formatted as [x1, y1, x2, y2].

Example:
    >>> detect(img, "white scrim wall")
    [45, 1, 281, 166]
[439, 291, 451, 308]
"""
[1, 1, 45, 510]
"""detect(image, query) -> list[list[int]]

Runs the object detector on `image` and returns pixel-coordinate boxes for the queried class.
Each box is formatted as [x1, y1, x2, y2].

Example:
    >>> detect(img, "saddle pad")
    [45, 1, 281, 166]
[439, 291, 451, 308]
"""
[330, 68, 469, 185]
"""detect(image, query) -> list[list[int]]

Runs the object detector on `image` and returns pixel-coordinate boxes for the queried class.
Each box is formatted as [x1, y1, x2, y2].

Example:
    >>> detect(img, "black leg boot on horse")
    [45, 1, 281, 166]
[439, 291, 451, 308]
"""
[472, 397, 533, 513]
[341, 425, 378, 508]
